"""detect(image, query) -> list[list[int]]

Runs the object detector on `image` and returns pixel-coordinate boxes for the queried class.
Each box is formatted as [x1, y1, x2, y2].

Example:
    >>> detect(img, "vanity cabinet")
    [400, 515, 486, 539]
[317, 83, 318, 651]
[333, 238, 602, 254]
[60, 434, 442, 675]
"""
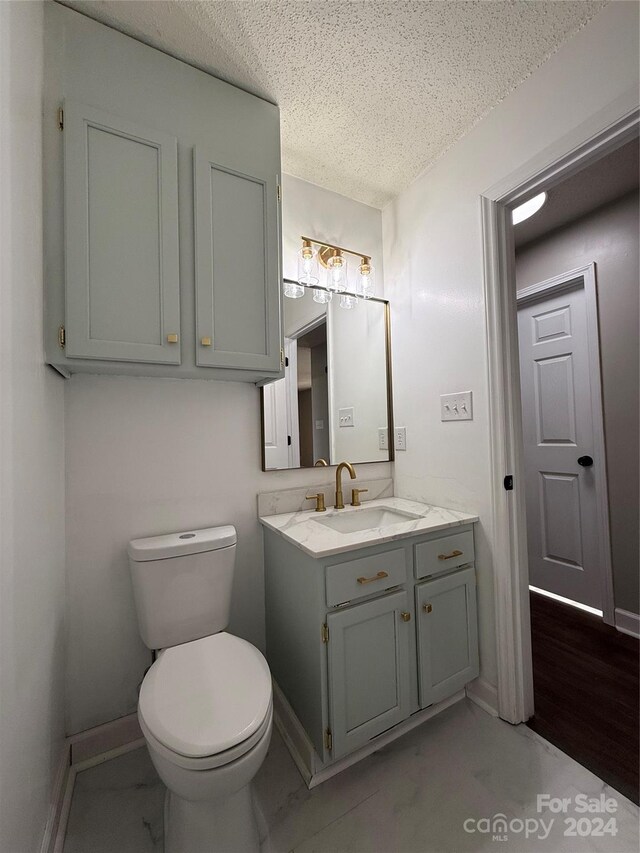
[327, 590, 412, 758]
[263, 521, 479, 770]
[415, 567, 478, 708]
[44, 3, 282, 383]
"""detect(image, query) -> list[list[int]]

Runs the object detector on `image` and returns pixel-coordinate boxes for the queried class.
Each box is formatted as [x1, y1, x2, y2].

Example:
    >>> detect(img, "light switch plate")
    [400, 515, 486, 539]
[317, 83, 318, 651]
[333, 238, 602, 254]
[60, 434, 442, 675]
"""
[394, 427, 407, 451]
[440, 391, 473, 421]
[338, 407, 355, 428]
[378, 428, 388, 450]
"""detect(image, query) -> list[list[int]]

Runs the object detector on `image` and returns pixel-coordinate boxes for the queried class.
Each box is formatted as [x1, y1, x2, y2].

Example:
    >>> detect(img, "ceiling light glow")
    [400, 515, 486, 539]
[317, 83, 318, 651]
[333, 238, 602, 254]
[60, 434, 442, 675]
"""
[512, 191, 547, 225]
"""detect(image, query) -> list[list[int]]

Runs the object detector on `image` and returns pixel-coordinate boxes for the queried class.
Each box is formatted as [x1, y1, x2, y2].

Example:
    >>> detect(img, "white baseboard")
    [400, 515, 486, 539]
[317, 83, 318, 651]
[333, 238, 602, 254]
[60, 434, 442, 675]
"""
[466, 677, 499, 717]
[39, 746, 71, 853]
[615, 608, 640, 639]
[45, 714, 145, 853]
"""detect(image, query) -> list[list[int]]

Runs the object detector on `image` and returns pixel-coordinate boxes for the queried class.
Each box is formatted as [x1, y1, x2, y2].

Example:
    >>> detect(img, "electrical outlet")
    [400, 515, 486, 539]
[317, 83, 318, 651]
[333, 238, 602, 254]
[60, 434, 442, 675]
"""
[394, 427, 407, 451]
[338, 407, 355, 428]
[378, 428, 388, 450]
[440, 391, 473, 421]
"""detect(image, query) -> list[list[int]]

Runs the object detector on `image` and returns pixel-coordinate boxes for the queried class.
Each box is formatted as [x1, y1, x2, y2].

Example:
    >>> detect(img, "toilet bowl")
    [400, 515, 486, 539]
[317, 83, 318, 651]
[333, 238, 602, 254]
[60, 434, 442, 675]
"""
[128, 527, 273, 853]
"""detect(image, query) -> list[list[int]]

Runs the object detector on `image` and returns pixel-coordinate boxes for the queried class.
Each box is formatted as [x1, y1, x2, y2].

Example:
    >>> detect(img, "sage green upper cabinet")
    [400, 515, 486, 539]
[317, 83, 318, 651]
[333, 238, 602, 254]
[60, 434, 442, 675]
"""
[194, 150, 281, 373]
[44, 3, 282, 383]
[64, 101, 181, 364]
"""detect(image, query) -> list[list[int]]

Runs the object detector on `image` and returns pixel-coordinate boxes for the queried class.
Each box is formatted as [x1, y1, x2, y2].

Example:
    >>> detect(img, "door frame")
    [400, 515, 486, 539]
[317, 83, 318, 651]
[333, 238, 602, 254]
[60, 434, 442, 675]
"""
[481, 99, 639, 724]
[516, 264, 614, 624]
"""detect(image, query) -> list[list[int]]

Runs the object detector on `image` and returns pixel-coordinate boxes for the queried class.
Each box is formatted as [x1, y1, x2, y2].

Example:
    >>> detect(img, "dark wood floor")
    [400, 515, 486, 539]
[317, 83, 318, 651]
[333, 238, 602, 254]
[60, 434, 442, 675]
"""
[527, 591, 639, 805]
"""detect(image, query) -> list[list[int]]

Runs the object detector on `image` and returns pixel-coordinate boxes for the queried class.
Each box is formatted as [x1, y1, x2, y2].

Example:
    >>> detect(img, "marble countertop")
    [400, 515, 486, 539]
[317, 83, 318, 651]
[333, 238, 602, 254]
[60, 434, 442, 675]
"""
[259, 497, 478, 558]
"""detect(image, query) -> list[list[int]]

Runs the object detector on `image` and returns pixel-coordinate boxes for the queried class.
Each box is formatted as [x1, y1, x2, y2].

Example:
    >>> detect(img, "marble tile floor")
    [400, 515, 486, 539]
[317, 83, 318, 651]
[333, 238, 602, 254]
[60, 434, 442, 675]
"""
[63, 699, 639, 853]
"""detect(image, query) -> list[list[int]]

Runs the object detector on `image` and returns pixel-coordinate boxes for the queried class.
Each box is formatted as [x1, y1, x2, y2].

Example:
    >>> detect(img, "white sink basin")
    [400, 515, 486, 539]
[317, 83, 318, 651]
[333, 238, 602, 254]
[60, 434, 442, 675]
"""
[312, 505, 421, 535]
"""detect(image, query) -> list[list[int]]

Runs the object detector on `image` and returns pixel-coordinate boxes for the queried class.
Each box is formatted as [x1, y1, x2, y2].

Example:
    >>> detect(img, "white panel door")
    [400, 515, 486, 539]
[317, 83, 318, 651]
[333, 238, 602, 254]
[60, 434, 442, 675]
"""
[518, 281, 606, 609]
[64, 101, 180, 363]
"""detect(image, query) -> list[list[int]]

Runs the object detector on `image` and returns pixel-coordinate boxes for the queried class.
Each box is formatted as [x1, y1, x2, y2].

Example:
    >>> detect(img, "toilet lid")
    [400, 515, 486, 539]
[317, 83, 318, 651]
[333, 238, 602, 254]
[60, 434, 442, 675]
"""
[139, 633, 272, 758]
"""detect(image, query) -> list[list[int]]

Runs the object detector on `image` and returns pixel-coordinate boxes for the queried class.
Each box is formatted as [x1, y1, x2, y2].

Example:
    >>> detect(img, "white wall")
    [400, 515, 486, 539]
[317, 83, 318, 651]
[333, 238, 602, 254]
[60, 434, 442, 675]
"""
[516, 191, 639, 615]
[0, 2, 67, 850]
[281, 173, 383, 292]
[65, 175, 387, 734]
[382, 1, 639, 691]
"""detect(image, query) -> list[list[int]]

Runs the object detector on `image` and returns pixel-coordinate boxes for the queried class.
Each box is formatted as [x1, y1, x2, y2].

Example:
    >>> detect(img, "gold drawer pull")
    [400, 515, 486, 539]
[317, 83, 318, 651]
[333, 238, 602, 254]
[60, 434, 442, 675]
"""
[438, 549, 463, 561]
[356, 571, 389, 585]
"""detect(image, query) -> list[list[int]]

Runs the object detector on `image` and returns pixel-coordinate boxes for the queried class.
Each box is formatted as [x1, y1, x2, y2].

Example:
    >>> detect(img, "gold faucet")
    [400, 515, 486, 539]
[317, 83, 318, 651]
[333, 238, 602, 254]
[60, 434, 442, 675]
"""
[335, 461, 356, 509]
[314, 458, 328, 467]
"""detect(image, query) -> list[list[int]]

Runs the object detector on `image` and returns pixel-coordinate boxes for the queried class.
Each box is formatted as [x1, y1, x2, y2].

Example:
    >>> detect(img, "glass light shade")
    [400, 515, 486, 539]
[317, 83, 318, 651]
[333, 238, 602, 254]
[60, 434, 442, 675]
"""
[326, 250, 348, 292]
[284, 280, 305, 299]
[297, 242, 319, 285]
[339, 293, 358, 310]
[312, 287, 332, 304]
[355, 259, 375, 299]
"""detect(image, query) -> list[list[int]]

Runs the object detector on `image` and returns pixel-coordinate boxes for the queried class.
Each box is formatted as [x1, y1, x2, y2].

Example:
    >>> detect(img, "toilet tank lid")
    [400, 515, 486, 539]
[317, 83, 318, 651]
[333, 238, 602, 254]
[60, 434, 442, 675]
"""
[128, 526, 237, 562]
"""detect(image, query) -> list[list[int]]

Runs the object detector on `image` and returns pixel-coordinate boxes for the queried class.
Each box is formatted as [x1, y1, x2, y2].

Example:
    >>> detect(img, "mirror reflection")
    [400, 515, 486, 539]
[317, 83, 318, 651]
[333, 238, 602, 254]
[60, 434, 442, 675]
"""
[262, 286, 393, 470]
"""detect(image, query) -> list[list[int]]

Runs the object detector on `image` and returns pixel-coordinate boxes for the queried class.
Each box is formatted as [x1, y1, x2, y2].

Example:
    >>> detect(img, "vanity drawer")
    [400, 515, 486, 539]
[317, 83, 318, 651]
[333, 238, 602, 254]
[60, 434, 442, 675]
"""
[326, 549, 407, 607]
[415, 529, 474, 579]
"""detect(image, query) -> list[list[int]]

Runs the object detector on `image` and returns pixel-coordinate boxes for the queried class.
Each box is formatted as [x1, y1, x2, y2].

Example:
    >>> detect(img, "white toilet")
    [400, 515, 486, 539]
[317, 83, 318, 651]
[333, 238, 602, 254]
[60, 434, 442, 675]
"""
[128, 526, 272, 853]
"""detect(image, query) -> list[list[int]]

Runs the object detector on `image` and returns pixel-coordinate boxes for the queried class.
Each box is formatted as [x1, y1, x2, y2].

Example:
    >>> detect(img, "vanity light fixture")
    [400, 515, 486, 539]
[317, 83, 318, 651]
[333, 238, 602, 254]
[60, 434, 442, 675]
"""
[325, 249, 348, 293]
[297, 239, 319, 286]
[285, 236, 376, 308]
[355, 257, 376, 299]
[512, 191, 547, 225]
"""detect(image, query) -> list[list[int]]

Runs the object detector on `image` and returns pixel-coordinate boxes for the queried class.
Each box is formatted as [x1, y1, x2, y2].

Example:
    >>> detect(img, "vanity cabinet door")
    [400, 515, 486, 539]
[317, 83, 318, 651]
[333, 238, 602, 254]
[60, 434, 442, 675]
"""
[326, 590, 412, 759]
[64, 101, 180, 364]
[194, 146, 281, 374]
[415, 567, 479, 708]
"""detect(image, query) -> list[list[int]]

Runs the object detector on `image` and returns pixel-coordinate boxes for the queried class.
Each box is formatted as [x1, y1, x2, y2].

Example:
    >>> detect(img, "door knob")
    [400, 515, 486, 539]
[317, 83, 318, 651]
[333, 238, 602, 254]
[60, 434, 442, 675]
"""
[577, 456, 594, 467]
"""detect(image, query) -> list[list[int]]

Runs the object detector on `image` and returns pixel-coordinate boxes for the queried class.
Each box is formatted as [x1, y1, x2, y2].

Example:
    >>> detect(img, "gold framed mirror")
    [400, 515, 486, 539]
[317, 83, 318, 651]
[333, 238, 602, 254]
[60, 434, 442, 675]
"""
[261, 286, 394, 471]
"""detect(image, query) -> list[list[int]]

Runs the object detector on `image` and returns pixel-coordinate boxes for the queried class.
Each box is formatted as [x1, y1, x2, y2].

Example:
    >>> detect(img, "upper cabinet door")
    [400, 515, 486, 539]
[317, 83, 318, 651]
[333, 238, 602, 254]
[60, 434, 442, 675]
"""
[194, 148, 281, 372]
[64, 101, 180, 363]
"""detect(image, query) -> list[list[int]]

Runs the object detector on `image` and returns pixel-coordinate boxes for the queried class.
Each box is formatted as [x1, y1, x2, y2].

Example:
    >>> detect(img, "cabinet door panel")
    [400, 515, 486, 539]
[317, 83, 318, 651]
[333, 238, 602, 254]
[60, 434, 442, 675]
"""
[327, 590, 411, 759]
[194, 150, 281, 372]
[64, 101, 180, 363]
[416, 567, 479, 707]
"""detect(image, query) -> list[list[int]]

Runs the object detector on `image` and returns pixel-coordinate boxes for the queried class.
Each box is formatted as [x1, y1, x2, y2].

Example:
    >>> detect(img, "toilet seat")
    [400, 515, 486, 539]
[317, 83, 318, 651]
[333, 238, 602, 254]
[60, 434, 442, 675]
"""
[139, 699, 273, 772]
[139, 632, 272, 763]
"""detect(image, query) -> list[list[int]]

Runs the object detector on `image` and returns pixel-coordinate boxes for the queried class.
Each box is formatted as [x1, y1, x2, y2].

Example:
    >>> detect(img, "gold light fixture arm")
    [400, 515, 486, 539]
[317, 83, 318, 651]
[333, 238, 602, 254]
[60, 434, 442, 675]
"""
[300, 236, 370, 264]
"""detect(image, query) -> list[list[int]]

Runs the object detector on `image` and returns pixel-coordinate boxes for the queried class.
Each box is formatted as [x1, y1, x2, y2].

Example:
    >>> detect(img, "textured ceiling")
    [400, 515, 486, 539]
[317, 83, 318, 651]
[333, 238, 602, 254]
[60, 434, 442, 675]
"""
[62, 0, 607, 208]
[514, 137, 639, 248]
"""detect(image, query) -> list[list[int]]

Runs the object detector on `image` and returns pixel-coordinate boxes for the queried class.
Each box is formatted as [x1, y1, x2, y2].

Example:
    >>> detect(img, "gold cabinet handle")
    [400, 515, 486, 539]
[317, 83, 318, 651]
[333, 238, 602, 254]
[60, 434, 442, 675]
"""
[438, 549, 463, 561]
[356, 571, 389, 585]
[200, 336, 212, 347]
[423, 603, 433, 613]
[166, 334, 179, 344]
[400, 611, 411, 622]
[305, 493, 326, 512]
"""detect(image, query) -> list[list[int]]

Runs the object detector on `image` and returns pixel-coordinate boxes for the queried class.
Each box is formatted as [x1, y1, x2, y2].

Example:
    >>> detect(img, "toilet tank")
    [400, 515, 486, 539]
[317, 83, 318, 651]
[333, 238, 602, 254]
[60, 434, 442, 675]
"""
[128, 526, 237, 650]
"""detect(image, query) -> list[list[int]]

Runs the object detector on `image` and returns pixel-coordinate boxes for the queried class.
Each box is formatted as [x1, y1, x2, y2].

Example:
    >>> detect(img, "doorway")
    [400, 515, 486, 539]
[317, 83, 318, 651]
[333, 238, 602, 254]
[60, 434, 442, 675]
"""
[481, 109, 639, 800]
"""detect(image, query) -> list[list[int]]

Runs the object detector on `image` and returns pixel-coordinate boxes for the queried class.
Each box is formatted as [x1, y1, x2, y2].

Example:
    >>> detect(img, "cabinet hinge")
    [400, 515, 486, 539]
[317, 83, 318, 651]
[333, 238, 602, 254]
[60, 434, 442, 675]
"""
[324, 728, 332, 752]
[321, 623, 329, 644]
[57, 107, 64, 131]
[58, 325, 66, 349]
[277, 184, 281, 203]
[280, 347, 285, 367]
